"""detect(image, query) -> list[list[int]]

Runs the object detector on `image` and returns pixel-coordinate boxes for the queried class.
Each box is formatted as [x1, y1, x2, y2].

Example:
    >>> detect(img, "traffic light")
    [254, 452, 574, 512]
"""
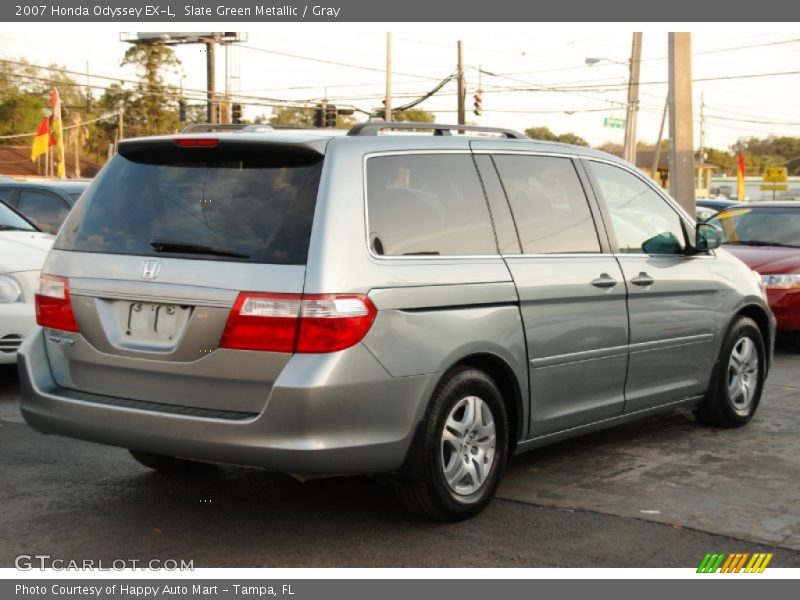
[86, 90, 94, 114]
[178, 99, 187, 121]
[324, 104, 337, 128]
[313, 103, 325, 128]
[231, 103, 242, 124]
[473, 90, 483, 116]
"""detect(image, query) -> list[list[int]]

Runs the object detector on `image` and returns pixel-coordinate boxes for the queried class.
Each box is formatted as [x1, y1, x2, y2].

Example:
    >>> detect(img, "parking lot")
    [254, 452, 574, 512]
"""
[1, 341, 799, 568]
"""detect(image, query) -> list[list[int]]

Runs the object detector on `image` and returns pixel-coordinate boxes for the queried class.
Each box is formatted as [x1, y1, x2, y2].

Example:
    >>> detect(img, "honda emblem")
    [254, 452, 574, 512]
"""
[141, 259, 162, 280]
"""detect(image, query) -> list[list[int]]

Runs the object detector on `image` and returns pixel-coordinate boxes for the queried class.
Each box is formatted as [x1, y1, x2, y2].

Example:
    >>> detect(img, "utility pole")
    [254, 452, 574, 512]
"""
[206, 38, 216, 124]
[623, 32, 642, 165]
[668, 32, 695, 213]
[651, 96, 669, 186]
[457, 40, 465, 126]
[385, 32, 392, 123]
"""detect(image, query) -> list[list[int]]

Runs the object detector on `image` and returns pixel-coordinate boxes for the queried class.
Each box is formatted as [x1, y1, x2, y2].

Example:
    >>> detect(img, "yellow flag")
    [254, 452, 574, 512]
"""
[51, 89, 66, 179]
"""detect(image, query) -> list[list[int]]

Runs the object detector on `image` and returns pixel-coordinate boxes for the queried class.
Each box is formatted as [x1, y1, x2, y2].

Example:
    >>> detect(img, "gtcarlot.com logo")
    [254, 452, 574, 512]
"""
[14, 554, 194, 571]
[697, 552, 773, 573]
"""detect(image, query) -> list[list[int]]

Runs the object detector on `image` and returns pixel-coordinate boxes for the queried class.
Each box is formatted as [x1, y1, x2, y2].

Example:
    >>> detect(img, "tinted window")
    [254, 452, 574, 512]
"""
[366, 154, 497, 256]
[710, 207, 800, 246]
[493, 155, 600, 254]
[0, 188, 11, 203]
[589, 161, 686, 255]
[18, 190, 69, 234]
[56, 151, 323, 265]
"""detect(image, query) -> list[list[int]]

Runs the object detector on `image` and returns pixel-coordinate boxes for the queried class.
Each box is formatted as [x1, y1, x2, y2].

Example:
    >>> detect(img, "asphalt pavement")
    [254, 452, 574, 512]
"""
[1, 341, 799, 568]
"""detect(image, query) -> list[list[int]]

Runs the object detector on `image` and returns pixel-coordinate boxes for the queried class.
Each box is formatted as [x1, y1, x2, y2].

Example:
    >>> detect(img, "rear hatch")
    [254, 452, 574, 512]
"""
[42, 135, 326, 416]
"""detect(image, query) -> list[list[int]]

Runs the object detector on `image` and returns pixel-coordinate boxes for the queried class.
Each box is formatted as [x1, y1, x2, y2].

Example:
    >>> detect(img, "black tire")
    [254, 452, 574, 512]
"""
[694, 316, 765, 428]
[129, 450, 212, 473]
[395, 367, 509, 521]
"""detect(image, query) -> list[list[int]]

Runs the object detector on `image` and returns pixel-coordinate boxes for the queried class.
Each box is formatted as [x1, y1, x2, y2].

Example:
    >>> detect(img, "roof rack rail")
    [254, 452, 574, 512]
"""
[347, 122, 527, 139]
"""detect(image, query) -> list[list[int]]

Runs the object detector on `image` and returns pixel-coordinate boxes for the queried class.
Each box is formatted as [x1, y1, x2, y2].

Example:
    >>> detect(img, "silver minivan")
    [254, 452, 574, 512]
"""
[19, 123, 775, 520]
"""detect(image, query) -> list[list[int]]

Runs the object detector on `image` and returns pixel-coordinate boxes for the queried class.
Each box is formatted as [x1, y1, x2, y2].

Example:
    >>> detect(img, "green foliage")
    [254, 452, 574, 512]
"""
[115, 44, 181, 138]
[392, 109, 435, 123]
[269, 106, 316, 127]
[525, 125, 588, 146]
[270, 105, 356, 130]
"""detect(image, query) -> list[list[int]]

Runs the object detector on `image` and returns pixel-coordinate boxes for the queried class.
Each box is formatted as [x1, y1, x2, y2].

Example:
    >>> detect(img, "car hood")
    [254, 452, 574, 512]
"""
[0, 231, 54, 272]
[721, 244, 800, 274]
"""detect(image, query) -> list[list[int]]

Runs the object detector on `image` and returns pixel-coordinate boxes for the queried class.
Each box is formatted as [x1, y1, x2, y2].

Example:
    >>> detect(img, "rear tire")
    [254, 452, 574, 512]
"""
[395, 367, 508, 521]
[694, 317, 765, 428]
[129, 450, 212, 473]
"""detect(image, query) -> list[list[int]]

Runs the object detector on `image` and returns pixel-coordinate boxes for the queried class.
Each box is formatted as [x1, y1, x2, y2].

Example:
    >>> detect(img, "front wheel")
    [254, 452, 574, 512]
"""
[395, 367, 509, 521]
[694, 316, 766, 428]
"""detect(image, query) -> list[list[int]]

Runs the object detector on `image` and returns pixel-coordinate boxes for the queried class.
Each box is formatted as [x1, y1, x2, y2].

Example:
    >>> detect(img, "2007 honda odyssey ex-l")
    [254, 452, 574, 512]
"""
[19, 122, 775, 520]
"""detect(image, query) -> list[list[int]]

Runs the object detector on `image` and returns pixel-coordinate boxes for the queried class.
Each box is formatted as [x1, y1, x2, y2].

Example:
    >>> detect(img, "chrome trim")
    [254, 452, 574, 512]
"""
[530, 333, 714, 368]
[530, 345, 628, 368]
[628, 333, 714, 354]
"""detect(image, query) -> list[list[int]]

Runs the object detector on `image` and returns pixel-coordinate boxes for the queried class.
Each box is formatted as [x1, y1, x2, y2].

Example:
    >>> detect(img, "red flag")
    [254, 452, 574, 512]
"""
[30, 116, 55, 162]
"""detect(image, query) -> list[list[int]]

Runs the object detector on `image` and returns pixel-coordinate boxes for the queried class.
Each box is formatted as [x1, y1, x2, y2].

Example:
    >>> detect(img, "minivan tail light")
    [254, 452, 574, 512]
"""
[35, 274, 79, 332]
[220, 292, 377, 353]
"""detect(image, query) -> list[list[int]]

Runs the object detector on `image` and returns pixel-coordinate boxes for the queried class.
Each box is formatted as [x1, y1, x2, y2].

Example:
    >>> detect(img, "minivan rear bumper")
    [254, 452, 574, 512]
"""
[18, 327, 433, 475]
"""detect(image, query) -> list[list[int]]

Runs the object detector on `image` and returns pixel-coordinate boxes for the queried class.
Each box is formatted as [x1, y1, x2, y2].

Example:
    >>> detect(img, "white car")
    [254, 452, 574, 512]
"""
[0, 201, 53, 363]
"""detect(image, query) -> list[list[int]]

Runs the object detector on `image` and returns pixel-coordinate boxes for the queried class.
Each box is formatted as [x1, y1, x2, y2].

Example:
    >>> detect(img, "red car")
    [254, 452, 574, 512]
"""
[710, 202, 800, 338]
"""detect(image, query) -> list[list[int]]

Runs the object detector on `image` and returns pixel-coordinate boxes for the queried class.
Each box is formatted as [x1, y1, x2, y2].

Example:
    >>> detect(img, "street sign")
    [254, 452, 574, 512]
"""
[760, 184, 789, 191]
[603, 117, 626, 129]
[763, 167, 788, 183]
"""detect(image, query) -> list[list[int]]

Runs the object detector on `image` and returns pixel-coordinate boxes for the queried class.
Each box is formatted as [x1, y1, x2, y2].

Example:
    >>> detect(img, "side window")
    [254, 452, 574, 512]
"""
[588, 161, 686, 255]
[366, 154, 498, 256]
[492, 155, 601, 254]
[0, 188, 12, 204]
[18, 190, 69, 234]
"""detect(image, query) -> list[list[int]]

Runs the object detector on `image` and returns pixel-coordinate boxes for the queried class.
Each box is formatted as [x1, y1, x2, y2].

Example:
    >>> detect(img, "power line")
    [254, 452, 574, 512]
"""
[238, 44, 446, 81]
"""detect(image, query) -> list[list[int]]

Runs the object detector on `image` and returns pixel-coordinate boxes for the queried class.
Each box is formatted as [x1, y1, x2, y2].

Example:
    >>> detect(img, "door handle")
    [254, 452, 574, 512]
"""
[591, 273, 618, 289]
[631, 272, 655, 287]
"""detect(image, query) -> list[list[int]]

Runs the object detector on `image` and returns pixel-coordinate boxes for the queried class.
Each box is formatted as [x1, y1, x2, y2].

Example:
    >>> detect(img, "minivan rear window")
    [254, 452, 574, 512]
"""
[55, 150, 323, 265]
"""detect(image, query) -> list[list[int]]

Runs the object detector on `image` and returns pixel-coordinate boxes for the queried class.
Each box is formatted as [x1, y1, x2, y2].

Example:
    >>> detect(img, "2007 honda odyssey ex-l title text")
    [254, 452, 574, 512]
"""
[19, 122, 775, 520]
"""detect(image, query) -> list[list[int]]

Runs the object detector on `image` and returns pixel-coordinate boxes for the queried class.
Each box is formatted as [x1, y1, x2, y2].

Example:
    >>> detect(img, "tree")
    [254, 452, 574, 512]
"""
[596, 141, 623, 154]
[270, 105, 356, 129]
[392, 109, 435, 123]
[117, 43, 181, 137]
[524, 125, 588, 146]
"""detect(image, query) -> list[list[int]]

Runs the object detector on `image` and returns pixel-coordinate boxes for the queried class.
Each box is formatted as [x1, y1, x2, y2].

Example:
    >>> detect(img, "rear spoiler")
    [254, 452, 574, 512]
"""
[117, 135, 328, 162]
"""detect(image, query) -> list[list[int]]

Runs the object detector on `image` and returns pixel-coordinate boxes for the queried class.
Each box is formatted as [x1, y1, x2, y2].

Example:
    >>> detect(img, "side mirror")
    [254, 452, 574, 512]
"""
[641, 231, 683, 255]
[695, 222, 722, 251]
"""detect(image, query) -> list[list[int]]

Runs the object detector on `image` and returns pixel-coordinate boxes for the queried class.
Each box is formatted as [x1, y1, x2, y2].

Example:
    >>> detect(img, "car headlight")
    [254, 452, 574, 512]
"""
[0, 274, 23, 303]
[761, 273, 800, 289]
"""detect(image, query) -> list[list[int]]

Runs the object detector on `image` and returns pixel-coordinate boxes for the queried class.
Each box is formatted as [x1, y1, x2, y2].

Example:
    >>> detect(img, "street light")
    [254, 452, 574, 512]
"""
[585, 33, 642, 166]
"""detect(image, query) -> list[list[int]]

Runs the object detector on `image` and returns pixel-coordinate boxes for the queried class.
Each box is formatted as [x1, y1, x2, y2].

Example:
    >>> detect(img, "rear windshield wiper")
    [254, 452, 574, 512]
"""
[150, 239, 250, 259]
[726, 240, 800, 248]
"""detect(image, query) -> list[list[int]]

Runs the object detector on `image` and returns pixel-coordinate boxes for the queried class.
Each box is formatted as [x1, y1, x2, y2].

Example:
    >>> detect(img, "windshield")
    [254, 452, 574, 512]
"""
[55, 150, 323, 264]
[0, 200, 37, 232]
[709, 207, 800, 247]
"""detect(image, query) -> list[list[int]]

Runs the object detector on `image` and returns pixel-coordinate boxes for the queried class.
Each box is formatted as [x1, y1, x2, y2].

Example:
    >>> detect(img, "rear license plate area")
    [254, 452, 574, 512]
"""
[126, 302, 190, 342]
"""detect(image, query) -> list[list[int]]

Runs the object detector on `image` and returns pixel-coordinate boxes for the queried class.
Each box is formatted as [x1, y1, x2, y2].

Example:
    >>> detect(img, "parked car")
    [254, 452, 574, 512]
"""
[0, 179, 91, 234]
[695, 198, 738, 222]
[709, 202, 800, 340]
[19, 123, 775, 521]
[0, 200, 54, 363]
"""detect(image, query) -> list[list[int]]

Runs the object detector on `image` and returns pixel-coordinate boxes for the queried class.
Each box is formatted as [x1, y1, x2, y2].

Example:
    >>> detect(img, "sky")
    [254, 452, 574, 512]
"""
[1, 23, 799, 151]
